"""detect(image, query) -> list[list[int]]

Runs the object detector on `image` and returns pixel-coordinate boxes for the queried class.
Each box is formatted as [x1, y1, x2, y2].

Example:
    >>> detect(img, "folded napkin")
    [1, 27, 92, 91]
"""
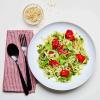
[3, 30, 36, 93]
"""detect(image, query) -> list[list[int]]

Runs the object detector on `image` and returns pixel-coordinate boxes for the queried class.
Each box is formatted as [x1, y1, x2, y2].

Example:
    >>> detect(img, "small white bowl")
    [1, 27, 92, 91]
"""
[23, 4, 44, 25]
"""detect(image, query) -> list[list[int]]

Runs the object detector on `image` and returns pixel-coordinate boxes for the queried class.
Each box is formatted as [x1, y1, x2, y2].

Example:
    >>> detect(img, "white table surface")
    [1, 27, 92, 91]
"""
[0, 0, 100, 100]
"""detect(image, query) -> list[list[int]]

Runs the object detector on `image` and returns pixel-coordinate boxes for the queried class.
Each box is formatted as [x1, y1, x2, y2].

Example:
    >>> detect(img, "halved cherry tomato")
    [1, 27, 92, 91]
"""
[76, 54, 85, 63]
[57, 45, 68, 54]
[60, 69, 70, 77]
[49, 59, 60, 67]
[58, 48, 68, 55]
[52, 38, 59, 49]
[57, 45, 64, 54]
[48, 51, 54, 54]
[58, 48, 63, 54]
[63, 50, 69, 54]
[48, 51, 55, 57]
[65, 30, 75, 41]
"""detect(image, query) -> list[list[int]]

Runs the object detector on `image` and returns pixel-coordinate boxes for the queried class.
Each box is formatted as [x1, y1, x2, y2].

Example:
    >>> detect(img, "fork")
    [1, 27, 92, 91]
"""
[19, 34, 32, 91]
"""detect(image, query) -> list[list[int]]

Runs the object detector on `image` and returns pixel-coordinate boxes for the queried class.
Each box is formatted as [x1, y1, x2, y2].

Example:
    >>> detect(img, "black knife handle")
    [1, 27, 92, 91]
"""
[25, 56, 32, 91]
[16, 63, 29, 95]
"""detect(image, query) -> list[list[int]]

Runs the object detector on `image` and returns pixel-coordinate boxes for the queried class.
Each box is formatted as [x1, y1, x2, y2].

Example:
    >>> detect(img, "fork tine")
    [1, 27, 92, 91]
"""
[19, 34, 24, 46]
[22, 34, 26, 46]
[19, 34, 21, 44]
[19, 34, 22, 46]
[23, 34, 26, 46]
[24, 34, 27, 46]
[19, 34, 27, 46]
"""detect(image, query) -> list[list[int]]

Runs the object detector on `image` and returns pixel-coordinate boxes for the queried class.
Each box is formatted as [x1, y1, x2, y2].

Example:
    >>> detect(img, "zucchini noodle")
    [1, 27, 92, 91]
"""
[37, 31, 89, 82]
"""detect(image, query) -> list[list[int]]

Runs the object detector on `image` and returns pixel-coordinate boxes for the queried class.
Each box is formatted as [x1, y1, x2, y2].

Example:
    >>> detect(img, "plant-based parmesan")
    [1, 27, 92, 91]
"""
[23, 4, 43, 25]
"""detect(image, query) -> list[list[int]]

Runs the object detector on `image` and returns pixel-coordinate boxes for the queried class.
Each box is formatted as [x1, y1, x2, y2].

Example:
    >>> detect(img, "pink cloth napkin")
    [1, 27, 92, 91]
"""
[3, 30, 36, 93]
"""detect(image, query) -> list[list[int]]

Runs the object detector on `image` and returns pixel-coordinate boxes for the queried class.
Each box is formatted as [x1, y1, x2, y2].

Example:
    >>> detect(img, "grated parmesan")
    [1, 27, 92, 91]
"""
[23, 4, 43, 25]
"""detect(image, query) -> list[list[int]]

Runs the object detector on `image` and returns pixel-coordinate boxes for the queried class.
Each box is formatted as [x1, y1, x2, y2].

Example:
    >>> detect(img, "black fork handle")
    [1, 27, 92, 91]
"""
[16, 63, 29, 95]
[25, 56, 32, 91]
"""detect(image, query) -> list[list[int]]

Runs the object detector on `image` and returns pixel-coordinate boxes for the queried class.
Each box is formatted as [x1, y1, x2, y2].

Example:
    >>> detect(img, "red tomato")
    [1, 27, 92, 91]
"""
[60, 69, 70, 77]
[65, 30, 75, 41]
[76, 54, 85, 63]
[63, 50, 69, 54]
[57, 45, 68, 54]
[58, 48, 64, 54]
[52, 38, 59, 49]
[49, 59, 60, 67]
[58, 48, 68, 55]
[48, 51, 54, 54]
[57, 45, 64, 54]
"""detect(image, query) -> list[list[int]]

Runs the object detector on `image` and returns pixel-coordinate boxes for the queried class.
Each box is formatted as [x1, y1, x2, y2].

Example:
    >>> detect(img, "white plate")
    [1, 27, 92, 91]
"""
[28, 22, 96, 91]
